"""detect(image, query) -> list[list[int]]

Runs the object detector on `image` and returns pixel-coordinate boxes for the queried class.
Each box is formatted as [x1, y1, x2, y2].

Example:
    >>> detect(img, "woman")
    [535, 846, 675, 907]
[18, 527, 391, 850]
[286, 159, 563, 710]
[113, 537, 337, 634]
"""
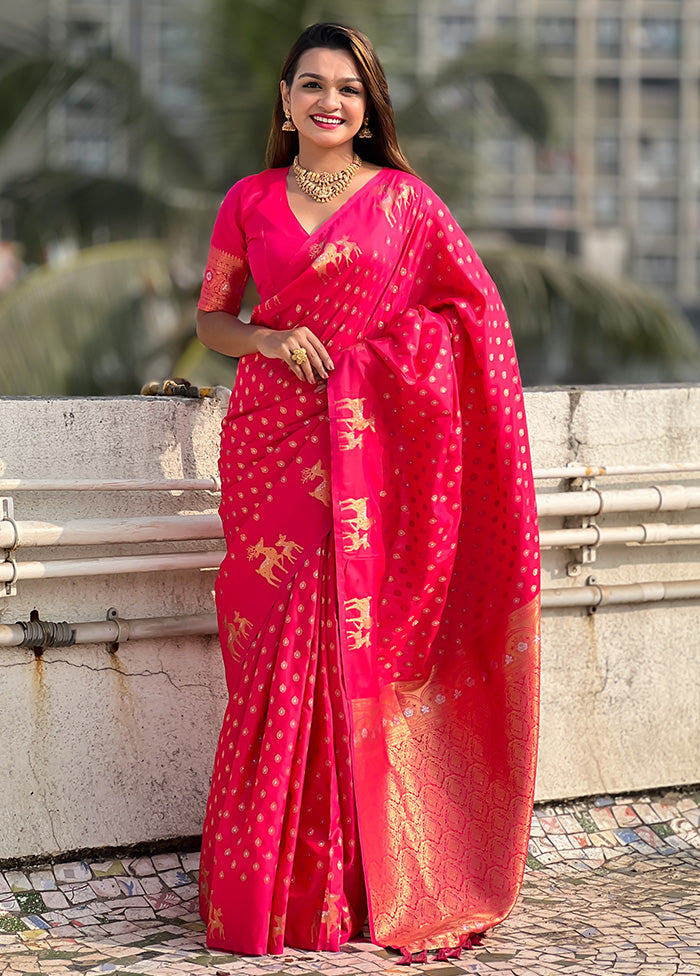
[196, 22, 540, 962]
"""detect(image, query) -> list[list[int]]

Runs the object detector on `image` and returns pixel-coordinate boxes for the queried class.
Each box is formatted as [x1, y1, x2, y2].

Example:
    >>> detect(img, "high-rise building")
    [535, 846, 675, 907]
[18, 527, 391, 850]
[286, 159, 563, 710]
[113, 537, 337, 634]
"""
[46, 0, 203, 177]
[419, 0, 700, 305]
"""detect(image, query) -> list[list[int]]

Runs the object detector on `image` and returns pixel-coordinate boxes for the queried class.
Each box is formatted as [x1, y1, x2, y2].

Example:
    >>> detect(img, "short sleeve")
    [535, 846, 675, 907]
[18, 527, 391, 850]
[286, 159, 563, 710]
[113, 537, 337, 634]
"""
[197, 179, 250, 315]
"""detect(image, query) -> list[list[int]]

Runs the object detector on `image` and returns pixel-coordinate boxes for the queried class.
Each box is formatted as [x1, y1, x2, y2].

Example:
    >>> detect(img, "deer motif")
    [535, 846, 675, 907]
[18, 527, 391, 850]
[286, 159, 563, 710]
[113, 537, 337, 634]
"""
[378, 183, 417, 227]
[335, 397, 376, 451]
[226, 611, 253, 661]
[246, 537, 287, 587]
[344, 596, 373, 651]
[340, 496, 373, 551]
[275, 534, 303, 564]
[312, 237, 361, 279]
[302, 459, 332, 507]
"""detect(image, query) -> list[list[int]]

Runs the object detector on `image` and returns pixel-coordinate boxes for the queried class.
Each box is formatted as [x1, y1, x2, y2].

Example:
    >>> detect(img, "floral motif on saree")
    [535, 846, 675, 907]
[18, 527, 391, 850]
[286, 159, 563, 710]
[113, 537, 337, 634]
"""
[196, 166, 540, 956]
[199, 245, 247, 314]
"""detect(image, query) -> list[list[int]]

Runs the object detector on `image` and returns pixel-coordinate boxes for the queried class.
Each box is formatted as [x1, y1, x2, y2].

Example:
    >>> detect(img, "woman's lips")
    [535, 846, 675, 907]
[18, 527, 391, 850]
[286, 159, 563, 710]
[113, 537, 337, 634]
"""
[310, 115, 344, 129]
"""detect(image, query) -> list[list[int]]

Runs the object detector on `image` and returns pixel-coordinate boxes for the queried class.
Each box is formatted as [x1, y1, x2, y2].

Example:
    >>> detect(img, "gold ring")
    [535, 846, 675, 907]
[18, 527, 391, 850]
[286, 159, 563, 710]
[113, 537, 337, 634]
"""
[291, 348, 308, 366]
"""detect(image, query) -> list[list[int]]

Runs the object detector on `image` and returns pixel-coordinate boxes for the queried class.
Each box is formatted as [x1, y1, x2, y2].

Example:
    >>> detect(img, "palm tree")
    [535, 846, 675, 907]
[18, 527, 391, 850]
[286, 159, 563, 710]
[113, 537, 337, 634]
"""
[0, 6, 205, 394]
[1, 0, 698, 395]
[481, 246, 700, 384]
[392, 35, 700, 383]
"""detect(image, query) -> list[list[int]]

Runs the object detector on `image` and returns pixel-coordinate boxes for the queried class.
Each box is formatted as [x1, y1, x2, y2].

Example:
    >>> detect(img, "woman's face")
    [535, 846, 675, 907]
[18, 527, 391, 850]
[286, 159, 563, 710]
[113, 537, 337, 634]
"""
[281, 47, 368, 156]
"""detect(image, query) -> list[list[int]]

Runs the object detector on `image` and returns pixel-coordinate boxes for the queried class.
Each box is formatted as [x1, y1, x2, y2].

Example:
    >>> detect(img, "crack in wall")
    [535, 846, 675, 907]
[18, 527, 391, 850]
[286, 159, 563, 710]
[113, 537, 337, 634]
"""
[26, 752, 60, 851]
[567, 389, 583, 461]
[0, 657, 207, 691]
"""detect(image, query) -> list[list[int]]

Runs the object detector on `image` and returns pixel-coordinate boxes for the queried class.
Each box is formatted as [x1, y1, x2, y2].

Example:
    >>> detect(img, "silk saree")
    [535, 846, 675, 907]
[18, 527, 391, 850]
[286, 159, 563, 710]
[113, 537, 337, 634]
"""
[197, 166, 540, 957]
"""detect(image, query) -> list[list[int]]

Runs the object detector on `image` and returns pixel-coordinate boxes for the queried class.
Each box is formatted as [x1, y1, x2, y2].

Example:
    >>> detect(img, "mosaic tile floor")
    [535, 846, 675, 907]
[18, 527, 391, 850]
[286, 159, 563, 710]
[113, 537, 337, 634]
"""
[1, 789, 699, 976]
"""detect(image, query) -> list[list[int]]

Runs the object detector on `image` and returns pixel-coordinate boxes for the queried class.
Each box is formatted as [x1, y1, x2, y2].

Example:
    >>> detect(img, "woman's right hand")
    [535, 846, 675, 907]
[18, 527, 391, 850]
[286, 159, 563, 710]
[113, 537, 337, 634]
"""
[255, 326, 335, 385]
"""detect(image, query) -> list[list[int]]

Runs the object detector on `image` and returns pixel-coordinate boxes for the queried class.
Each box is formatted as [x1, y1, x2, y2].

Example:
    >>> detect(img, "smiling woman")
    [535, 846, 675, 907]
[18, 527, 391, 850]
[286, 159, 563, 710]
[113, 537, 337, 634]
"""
[194, 21, 540, 964]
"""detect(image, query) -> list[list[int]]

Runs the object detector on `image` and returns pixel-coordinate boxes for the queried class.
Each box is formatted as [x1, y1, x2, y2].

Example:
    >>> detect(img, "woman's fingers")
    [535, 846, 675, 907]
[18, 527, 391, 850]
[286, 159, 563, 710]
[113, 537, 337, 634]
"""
[256, 326, 334, 385]
[305, 331, 335, 373]
[286, 328, 333, 384]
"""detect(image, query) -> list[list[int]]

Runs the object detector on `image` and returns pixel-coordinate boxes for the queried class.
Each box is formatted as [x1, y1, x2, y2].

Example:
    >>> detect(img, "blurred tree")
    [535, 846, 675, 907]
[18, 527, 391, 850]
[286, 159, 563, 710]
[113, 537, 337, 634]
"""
[0, 8, 203, 394]
[0, 16, 201, 260]
[0, 0, 698, 394]
[482, 246, 700, 384]
[0, 241, 177, 395]
[396, 38, 553, 213]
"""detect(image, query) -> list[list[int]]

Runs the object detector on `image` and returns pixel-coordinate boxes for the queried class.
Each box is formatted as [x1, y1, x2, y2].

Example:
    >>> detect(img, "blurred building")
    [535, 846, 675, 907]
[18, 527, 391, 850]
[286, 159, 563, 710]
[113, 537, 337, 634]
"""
[46, 0, 202, 177]
[419, 0, 700, 306]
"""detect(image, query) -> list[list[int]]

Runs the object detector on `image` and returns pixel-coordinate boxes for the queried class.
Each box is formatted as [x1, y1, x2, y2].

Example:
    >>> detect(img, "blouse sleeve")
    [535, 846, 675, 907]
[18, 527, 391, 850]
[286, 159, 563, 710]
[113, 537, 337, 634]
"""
[197, 179, 250, 315]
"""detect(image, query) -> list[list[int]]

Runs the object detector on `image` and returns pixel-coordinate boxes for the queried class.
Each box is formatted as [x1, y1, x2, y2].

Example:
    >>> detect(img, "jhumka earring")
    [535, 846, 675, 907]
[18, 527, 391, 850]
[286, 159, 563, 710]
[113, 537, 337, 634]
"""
[282, 111, 296, 132]
[358, 116, 372, 139]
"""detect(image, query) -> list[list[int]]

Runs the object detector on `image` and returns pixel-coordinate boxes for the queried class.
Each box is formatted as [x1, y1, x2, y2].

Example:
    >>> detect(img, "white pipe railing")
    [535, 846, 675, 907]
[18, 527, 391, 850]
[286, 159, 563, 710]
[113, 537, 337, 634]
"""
[2, 577, 699, 648]
[537, 484, 700, 518]
[541, 578, 700, 610]
[3, 513, 699, 553]
[2, 463, 700, 492]
[540, 522, 700, 549]
[0, 550, 225, 582]
[0, 478, 220, 492]
[533, 462, 700, 480]
[0, 612, 218, 648]
[0, 514, 223, 549]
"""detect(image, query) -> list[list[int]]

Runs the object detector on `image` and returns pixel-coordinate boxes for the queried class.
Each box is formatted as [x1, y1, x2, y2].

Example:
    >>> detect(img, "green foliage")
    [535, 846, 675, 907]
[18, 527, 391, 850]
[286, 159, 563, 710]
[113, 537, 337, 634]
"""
[397, 38, 555, 209]
[482, 246, 700, 384]
[0, 242, 186, 395]
[197, 0, 413, 187]
[1, 0, 697, 395]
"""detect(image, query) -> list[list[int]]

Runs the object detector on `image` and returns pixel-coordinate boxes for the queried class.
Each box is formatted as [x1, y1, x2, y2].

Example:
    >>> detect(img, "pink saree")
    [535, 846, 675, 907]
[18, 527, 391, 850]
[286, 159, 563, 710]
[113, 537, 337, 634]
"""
[197, 166, 540, 957]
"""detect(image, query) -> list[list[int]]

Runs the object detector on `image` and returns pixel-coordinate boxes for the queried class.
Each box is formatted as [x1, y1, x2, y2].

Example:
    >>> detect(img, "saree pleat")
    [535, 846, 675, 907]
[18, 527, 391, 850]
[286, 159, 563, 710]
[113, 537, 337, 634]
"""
[200, 535, 366, 954]
[198, 166, 540, 956]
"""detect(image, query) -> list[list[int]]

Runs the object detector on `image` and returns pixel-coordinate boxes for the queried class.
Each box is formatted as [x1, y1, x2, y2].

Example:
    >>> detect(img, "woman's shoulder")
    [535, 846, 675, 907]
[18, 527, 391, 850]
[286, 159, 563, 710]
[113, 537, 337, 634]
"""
[376, 168, 442, 204]
[224, 166, 286, 200]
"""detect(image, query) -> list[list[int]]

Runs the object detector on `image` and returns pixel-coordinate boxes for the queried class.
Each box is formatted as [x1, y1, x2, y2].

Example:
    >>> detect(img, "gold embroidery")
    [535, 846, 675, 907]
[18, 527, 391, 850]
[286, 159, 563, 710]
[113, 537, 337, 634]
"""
[344, 596, 373, 651]
[270, 913, 285, 941]
[379, 183, 417, 227]
[302, 460, 331, 507]
[336, 397, 376, 451]
[275, 533, 303, 564]
[199, 865, 211, 905]
[226, 611, 253, 662]
[208, 904, 225, 939]
[246, 535, 302, 587]
[340, 496, 373, 551]
[312, 237, 361, 280]
[199, 245, 245, 312]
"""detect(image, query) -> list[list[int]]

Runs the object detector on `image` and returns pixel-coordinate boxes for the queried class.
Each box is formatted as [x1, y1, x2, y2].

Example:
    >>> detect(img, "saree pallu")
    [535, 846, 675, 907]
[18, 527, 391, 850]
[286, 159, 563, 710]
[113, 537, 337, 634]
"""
[197, 167, 540, 956]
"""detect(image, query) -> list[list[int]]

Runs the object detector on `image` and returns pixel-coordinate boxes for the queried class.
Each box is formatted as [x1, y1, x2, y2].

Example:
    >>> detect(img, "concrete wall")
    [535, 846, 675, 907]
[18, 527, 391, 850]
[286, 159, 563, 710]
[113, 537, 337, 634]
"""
[0, 386, 699, 860]
[0, 396, 229, 862]
[528, 386, 700, 801]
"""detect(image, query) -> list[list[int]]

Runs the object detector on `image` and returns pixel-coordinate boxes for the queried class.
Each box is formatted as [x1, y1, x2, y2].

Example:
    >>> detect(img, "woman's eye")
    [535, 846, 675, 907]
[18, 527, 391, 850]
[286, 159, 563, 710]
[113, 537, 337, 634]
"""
[302, 82, 321, 89]
[342, 87, 360, 95]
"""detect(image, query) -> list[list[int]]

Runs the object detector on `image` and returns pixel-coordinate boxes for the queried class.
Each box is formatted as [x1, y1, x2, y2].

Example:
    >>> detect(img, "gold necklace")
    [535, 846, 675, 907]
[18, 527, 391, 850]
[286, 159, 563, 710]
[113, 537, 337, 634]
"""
[293, 154, 362, 203]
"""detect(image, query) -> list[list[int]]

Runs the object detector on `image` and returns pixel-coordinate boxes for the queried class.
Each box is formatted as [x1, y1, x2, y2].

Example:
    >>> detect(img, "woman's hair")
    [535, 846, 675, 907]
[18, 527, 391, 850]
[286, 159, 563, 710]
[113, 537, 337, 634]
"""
[265, 22, 415, 174]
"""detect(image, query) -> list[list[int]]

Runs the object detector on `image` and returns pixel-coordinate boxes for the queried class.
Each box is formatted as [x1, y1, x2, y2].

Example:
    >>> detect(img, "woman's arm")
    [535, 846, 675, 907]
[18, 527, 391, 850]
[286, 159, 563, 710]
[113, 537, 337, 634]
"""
[196, 309, 335, 383]
[196, 308, 274, 359]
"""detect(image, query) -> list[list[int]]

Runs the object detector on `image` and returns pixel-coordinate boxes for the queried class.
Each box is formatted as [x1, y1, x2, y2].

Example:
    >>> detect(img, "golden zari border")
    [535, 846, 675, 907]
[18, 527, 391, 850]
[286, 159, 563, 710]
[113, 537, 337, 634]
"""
[199, 245, 246, 313]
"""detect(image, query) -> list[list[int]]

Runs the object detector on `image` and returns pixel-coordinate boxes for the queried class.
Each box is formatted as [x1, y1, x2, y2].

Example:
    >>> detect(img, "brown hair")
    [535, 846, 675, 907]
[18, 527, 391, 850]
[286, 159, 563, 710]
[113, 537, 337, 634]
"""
[265, 22, 415, 174]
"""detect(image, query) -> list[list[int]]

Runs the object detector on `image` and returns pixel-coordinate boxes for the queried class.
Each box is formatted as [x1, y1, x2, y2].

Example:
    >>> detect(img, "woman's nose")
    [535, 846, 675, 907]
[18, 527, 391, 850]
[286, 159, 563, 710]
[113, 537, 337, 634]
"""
[318, 88, 341, 110]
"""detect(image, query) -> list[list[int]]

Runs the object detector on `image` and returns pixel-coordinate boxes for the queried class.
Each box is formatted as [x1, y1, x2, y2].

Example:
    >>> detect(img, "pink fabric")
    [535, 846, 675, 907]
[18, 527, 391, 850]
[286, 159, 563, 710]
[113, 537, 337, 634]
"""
[198, 166, 540, 955]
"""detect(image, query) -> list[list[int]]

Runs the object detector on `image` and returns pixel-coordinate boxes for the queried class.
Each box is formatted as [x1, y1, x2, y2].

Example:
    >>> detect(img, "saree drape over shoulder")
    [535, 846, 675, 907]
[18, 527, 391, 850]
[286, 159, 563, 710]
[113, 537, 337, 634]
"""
[197, 167, 540, 957]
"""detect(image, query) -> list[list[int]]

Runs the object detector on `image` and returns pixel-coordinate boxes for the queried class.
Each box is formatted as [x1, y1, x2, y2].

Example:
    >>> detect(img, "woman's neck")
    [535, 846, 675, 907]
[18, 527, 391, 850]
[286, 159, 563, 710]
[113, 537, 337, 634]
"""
[295, 143, 358, 173]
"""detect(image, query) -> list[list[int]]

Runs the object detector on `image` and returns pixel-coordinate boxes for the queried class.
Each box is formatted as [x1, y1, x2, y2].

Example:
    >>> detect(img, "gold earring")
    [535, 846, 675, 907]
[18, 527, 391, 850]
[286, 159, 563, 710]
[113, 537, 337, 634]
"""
[358, 116, 372, 139]
[282, 110, 296, 133]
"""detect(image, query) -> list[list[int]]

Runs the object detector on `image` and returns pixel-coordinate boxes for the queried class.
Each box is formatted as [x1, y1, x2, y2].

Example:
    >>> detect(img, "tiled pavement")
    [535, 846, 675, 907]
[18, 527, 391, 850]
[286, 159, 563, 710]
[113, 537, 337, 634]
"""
[1, 789, 699, 975]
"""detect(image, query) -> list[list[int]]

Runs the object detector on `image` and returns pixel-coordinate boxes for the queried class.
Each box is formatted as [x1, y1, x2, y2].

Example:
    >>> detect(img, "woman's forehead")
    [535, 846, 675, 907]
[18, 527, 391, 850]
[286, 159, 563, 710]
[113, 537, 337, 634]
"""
[294, 46, 362, 82]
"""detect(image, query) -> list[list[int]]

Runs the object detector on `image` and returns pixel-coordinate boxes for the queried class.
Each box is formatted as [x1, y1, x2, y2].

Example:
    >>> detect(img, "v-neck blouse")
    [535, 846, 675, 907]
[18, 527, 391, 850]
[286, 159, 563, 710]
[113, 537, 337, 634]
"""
[198, 166, 389, 316]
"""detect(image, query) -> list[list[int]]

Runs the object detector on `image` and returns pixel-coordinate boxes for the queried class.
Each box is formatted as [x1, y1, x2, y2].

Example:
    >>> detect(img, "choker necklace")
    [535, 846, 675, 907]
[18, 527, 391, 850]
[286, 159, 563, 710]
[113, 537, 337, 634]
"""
[293, 153, 362, 203]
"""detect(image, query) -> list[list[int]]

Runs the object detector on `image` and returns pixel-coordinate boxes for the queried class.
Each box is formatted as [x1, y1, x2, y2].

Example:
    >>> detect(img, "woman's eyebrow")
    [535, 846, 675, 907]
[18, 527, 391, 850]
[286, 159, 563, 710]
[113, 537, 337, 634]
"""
[297, 72, 363, 84]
